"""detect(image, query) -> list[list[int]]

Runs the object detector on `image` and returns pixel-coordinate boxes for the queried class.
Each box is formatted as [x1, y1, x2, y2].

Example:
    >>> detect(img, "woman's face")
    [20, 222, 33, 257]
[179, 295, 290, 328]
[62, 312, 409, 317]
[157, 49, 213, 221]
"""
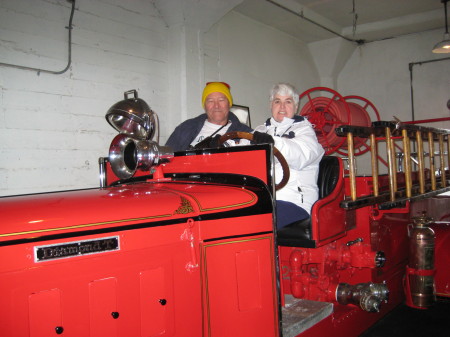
[271, 94, 297, 122]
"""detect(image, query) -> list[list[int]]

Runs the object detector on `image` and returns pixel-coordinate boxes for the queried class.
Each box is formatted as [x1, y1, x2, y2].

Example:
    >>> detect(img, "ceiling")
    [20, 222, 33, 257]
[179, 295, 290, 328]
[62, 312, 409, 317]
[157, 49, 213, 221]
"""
[234, 0, 446, 44]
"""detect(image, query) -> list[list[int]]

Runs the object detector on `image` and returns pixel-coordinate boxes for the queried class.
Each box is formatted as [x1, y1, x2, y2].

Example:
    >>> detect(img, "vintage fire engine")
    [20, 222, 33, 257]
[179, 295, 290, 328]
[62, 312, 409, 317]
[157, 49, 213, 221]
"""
[1, 89, 449, 337]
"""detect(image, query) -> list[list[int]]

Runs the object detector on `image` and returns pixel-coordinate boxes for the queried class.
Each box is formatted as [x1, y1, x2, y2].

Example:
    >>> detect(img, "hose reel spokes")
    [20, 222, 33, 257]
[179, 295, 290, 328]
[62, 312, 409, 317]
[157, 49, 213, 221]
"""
[299, 87, 380, 156]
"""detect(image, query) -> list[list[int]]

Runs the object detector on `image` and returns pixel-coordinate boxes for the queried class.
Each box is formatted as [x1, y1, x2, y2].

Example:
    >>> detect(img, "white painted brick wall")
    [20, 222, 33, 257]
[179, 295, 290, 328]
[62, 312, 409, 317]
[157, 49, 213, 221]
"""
[0, 0, 169, 196]
[338, 30, 450, 175]
[203, 11, 320, 128]
[0, 1, 324, 197]
[4, 1, 446, 198]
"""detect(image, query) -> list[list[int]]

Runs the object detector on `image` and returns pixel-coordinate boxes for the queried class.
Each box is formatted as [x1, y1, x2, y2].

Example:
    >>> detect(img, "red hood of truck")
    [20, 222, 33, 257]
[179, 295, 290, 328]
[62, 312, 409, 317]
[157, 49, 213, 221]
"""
[0, 181, 258, 242]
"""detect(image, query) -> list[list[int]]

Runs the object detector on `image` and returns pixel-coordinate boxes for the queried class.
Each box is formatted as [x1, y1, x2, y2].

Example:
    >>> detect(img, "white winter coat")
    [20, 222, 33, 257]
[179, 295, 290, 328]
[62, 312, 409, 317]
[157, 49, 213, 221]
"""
[254, 116, 325, 214]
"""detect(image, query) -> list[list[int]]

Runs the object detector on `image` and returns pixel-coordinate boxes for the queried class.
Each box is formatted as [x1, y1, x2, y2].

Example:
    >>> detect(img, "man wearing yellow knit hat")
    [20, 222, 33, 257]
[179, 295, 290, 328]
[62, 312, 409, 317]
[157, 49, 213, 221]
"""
[166, 82, 252, 151]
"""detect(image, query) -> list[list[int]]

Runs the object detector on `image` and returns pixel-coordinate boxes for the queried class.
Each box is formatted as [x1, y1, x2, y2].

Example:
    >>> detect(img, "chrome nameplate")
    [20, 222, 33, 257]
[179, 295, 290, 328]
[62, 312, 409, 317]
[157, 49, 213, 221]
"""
[34, 236, 119, 262]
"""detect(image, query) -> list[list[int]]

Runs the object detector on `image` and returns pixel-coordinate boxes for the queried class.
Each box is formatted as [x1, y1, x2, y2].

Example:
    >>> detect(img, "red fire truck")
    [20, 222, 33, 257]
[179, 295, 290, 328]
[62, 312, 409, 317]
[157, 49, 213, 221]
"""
[1, 90, 449, 337]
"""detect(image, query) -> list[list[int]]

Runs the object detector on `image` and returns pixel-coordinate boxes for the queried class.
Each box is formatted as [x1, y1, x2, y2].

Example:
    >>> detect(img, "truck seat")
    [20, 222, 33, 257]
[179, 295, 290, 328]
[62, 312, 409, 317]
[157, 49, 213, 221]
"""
[277, 156, 343, 247]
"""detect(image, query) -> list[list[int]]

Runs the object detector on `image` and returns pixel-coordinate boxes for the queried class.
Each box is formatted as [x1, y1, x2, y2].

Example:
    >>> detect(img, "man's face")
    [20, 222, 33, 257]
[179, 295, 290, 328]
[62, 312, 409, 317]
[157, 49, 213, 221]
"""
[271, 94, 297, 122]
[204, 92, 230, 125]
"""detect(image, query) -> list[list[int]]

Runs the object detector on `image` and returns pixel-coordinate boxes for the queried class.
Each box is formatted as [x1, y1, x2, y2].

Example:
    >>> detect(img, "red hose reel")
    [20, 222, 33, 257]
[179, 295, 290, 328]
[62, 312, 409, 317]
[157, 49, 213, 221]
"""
[299, 87, 380, 156]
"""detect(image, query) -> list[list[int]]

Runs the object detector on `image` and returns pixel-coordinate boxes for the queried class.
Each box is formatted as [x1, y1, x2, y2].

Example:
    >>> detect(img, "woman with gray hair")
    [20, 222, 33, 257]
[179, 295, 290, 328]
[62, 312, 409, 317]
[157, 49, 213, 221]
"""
[252, 83, 324, 228]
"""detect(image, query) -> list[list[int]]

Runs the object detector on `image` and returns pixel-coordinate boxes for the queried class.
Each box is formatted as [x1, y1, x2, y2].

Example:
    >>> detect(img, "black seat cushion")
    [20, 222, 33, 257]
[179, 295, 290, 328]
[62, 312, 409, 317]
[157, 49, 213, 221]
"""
[317, 156, 340, 199]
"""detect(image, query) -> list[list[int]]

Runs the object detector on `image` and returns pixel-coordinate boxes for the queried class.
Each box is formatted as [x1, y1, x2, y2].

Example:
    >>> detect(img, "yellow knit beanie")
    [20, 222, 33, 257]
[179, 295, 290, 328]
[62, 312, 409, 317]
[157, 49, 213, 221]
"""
[202, 82, 233, 107]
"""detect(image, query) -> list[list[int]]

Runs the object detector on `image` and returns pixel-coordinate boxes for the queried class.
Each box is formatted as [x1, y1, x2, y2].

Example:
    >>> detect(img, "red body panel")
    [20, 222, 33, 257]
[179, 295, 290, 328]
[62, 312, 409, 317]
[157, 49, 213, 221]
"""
[105, 147, 272, 187]
[1, 143, 450, 337]
[0, 147, 279, 337]
[201, 234, 278, 337]
[433, 222, 450, 297]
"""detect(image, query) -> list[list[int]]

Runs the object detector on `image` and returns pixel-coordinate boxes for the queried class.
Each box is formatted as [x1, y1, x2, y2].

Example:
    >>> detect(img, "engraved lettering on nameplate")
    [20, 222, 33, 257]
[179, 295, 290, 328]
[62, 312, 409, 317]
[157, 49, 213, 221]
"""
[34, 236, 119, 262]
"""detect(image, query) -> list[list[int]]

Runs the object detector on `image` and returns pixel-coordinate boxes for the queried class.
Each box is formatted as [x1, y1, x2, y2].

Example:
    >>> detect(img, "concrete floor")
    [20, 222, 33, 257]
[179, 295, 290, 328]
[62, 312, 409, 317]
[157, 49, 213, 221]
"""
[360, 299, 450, 337]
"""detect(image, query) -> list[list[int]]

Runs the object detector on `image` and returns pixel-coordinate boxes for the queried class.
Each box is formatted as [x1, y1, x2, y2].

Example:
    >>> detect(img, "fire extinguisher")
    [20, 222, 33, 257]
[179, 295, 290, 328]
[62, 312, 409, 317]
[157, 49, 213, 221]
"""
[404, 213, 436, 309]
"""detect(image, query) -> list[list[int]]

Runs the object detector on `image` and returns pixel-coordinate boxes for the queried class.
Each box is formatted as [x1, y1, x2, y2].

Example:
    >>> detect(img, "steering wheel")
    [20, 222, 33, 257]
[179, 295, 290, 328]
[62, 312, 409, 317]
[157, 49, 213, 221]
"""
[218, 131, 290, 191]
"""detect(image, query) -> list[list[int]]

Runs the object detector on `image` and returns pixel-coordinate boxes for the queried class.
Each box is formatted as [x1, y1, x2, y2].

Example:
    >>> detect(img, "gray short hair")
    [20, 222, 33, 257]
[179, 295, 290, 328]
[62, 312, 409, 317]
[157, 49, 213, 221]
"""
[269, 83, 299, 106]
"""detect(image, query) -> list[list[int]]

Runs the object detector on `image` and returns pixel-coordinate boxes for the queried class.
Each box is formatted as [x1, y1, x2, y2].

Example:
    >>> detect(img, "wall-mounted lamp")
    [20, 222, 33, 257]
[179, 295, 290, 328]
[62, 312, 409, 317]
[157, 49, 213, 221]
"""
[433, 0, 450, 53]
